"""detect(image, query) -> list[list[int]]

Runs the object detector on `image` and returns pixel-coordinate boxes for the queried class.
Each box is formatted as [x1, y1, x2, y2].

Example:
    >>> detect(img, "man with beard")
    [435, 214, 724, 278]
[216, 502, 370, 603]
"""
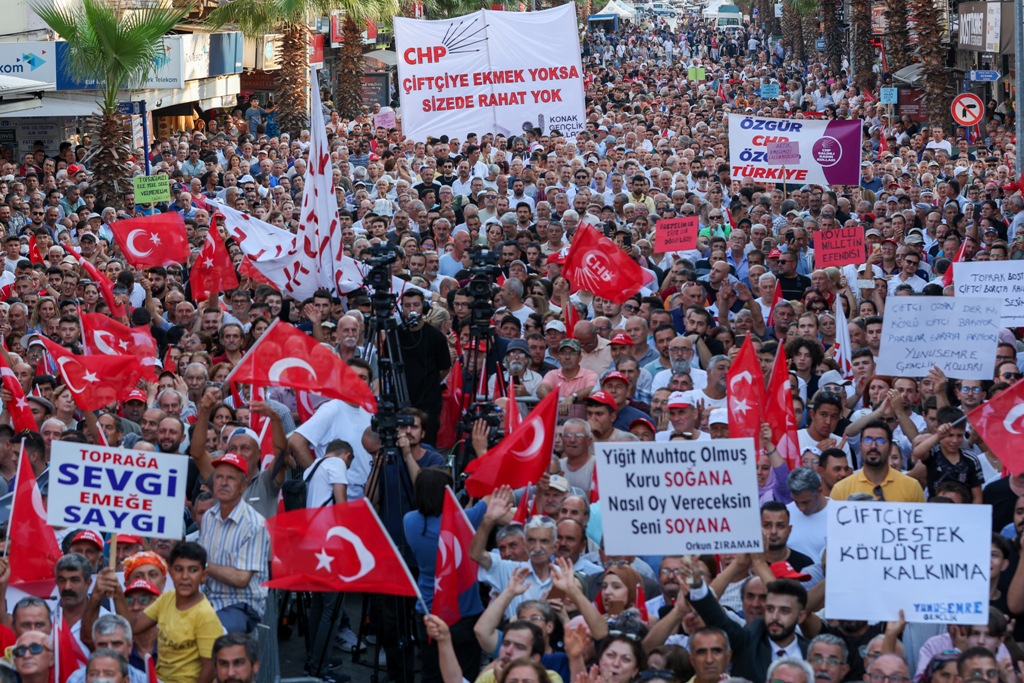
[761, 502, 814, 572]
[214, 634, 259, 683]
[653, 336, 708, 393]
[829, 420, 924, 502]
[688, 575, 810, 683]
[487, 340, 542, 398]
[554, 519, 601, 574]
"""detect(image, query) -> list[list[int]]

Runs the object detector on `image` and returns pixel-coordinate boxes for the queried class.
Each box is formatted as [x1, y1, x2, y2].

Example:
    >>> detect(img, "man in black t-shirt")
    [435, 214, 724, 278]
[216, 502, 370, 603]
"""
[761, 501, 814, 572]
[775, 250, 812, 301]
[396, 289, 452, 445]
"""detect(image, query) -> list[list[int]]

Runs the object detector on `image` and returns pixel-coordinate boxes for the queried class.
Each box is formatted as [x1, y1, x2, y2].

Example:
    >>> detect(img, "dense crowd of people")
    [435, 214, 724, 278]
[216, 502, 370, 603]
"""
[0, 7, 1020, 683]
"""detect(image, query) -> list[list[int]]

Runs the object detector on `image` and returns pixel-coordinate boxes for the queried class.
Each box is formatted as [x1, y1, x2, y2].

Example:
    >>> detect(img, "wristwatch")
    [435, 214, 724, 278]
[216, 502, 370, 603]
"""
[570, 392, 578, 402]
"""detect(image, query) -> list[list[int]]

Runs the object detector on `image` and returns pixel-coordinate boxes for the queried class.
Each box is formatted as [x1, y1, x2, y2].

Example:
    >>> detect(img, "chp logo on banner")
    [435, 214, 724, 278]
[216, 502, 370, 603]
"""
[394, 5, 585, 141]
[728, 114, 861, 186]
[47, 442, 187, 539]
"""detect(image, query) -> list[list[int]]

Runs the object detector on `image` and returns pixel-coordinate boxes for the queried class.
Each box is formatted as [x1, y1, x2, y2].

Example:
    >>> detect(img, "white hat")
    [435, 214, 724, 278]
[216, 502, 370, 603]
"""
[709, 409, 729, 426]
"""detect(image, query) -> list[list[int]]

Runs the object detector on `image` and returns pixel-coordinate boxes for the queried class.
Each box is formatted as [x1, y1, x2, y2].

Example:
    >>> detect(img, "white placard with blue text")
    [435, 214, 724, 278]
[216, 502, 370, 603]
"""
[595, 439, 762, 556]
[825, 502, 991, 624]
[47, 441, 187, 539]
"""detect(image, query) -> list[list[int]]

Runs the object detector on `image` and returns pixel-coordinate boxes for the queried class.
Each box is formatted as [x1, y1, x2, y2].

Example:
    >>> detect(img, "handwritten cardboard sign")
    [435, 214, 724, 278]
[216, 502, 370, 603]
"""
[815, 227, 865, 268]
[654, 216, 699, 252]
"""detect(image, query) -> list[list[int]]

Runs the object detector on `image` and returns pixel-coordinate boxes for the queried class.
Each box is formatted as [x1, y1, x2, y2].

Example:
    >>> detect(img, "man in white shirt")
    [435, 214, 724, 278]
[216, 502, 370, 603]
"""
[784, 467, 828, 562]
[303, 439, 352, 507]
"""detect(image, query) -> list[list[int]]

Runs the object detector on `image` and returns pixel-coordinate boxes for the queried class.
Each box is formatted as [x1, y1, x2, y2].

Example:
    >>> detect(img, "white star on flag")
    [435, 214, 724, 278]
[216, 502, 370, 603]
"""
[83, 371, 99, 383]
[314, 548, 334, 572]
[150, 234, 161, 246]
[15, 398, 28, 410]
[731, 398, 750, 415]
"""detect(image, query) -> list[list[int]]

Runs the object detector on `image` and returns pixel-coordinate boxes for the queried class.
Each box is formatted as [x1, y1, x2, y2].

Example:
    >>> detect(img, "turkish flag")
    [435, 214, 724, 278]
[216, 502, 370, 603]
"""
[564, 299, 578, 339]
[63, 245, 126, 318]
[562, 224, 654, 304]
[431, 488, 478, 625]
[504, 376, 521, 434]
[727, 336, 764, 452]
[463, 390, 558, 498]
[296, 390, 328, 423]
[0, 353, 37, 432]
[764, 345, 801, 468]
[264, 499, 421, 595]
[39, 337, 142, 411]
[54, 609, 88, 683]
[833, 295, 854, 380]
[163, 346, 178, 374]
[436, 358, 463, 450]
[590, 465, 599, 503]
[249, 386, 276, 460]
[511, 484, 532, 525]
[28, 235, 44, 265]
[225, 320, 377, 413]
[191, 216, 239, 299]
[110, 213, 190, 268]
[766, 279, 783, 327]
[9, 443, 61, 597]
[80, 311, 159, 381]
[967, 378, 1024, 475]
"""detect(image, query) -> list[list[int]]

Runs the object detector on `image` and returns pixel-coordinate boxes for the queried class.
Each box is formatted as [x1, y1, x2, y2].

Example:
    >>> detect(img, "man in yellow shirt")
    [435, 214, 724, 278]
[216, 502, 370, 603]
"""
[132, 542, 223, 683]
[830, 421, 925, 503]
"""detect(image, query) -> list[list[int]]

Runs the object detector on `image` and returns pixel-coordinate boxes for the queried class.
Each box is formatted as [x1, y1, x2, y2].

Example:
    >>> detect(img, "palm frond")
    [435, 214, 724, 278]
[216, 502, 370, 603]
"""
[206, 0, 284, 34]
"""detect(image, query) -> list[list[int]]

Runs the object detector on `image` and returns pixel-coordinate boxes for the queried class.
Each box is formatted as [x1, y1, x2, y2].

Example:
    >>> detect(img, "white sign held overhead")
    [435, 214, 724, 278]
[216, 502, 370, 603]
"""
[953, 261, 1024, 327]
[595, 439, 762, 556]
[394, 5, 586, 142]
[825, 502, 991, 624]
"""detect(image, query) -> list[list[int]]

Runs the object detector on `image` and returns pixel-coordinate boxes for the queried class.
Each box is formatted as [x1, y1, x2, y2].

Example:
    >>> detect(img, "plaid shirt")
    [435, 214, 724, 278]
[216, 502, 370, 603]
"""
[198, 499, 271, 617]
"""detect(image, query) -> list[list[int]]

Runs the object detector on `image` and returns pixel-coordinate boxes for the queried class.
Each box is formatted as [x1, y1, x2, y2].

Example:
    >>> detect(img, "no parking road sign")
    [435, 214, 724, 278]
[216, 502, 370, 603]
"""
[951, 93, 985, 127]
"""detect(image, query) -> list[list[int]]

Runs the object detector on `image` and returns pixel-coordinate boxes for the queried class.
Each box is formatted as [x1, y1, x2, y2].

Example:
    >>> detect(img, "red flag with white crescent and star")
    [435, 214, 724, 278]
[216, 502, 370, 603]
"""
[766, 279, 783, 327]
[967, 379, 1024, 475]
[63, 245, 126, 318]
[9, 443, 61, 597]
[191, 215, 239, 299]
[38, 336, 142, 411]
[80, 311, 159, 381]
[726, 336, 764, 452]
[264, 499, 421, 596]
[110, 213, 189, 268]
[224, 319, 377, 413]
[431, 487, 478, 625]
[0, 352, 37, 432]
[764, 344, 801, 469]
[463, 390, 559, 498]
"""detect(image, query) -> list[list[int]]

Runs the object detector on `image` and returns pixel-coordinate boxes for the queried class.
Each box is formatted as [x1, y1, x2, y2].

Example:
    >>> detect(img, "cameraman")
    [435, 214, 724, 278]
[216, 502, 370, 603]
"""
[487, 339, 542, 399]
[397, 289, 451, 445]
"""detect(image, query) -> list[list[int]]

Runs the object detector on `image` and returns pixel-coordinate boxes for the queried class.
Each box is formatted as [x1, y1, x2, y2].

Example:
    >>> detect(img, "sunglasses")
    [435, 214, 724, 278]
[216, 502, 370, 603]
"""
[13, 643, 48, 658]
[639, 671, 676, 682]
[1001, 372, 1022, 381]
[126, 594, 156, 607]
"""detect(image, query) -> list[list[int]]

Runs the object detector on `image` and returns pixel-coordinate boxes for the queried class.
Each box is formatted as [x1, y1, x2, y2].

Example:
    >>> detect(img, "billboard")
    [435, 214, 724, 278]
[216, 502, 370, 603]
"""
[728, 114, 862, 186]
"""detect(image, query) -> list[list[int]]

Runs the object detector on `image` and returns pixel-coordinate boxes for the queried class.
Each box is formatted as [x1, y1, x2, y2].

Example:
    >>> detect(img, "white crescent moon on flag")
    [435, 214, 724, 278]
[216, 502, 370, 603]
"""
[126, 230, 153, 258]
[325, 525, 375, 582]
[1004, 404, 1024, 435]
[514, 422, 546, 460]
[268, 358, 318, 383]
[92, 330, 118, 356]
[57, 357, 88, 395]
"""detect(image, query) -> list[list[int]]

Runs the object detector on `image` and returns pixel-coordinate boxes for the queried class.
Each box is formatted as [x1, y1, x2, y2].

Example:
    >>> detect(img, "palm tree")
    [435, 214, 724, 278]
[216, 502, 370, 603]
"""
[32, 0, 192, 209]
[207, 0, 399, 129]
[883, 0, 910, 71]
[781, 0, 815, 63]
[907, 0, 952, 127]
[850, 0, 875, 92]
[820, 0, 844, 74]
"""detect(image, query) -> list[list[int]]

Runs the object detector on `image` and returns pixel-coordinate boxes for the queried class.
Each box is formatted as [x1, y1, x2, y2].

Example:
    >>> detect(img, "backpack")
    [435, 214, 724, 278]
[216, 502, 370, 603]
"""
[280, 457, 331, 511]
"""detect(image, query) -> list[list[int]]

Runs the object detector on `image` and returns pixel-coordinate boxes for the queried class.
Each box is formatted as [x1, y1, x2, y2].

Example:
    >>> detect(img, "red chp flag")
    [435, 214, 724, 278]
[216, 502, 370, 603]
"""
[9, 443, 62, 597]
[764, 344, 801, 469]
[464, 390, 558, 498]
[191, 216, 239, 299]
[110, 213, 190, 268]
[264, 499, 421, 596]
[63, 245, 125, 318]
[80, 311, 159, 381]
[0, 352, 38, 432]
[431, 487, 478, 625]
[39, 337, 142, 411]
[727, 336, 764, 452]
[967, 379, 1024, 475]
[562, 224, 654, 304]
[225, 319, 377, 413]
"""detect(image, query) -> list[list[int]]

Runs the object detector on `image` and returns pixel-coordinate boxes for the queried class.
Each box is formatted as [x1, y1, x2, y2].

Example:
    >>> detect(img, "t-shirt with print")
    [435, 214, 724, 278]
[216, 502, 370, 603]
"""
[144, 591, 224, 683]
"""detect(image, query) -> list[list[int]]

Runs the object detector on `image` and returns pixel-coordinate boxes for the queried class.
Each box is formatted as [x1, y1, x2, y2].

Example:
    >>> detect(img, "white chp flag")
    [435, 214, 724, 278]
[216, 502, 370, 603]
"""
[834, 294, 854, 380]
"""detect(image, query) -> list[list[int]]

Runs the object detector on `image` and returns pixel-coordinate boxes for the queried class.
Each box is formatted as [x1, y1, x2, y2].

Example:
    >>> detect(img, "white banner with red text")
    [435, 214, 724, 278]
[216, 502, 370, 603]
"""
[727, 114, 862, 186]
[394, 5, 586, 141]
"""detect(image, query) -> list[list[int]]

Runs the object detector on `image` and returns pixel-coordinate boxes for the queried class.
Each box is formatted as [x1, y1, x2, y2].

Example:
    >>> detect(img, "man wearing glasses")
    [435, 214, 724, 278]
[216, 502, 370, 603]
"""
[12, 630, 53, 683]
[888, 252, 928, 293]
[864, 654, 912, 683]
[829, 420, 925, 502]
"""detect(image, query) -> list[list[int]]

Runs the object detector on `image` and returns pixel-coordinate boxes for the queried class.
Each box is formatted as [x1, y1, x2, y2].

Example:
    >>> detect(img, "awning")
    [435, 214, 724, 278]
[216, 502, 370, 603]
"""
[363, 49, 398, 67]
[2, 92, 99, 118]
[893, 64, 924, 86]
[0, 74, 54, 98]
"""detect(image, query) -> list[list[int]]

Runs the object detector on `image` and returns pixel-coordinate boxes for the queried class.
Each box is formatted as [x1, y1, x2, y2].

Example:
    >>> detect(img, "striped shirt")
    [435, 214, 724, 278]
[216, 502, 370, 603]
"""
[198, 500, 270, 617]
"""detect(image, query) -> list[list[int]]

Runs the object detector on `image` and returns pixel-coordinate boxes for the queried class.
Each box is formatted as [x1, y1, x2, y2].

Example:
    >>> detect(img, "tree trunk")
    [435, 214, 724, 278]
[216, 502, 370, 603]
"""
[782, 2, 801, 60]
[336, 17, 365, 119]
[883, 0, 910, 71]
[851, 0, 876, 92]
[276, 23, 310, 135]
[908, 0, 952, 128]
[800, 11, 816, 60]
[85, 111, 132, 210]
[821, 0, 844, 73]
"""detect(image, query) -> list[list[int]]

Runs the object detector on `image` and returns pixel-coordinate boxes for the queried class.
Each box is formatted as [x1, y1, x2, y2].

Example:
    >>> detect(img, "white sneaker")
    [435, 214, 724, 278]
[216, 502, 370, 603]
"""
[335, 627, 366, 651]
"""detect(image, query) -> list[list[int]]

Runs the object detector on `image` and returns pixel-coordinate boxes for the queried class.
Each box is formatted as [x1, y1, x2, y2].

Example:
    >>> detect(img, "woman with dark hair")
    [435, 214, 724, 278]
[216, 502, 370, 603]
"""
[404, 467, 488, 683]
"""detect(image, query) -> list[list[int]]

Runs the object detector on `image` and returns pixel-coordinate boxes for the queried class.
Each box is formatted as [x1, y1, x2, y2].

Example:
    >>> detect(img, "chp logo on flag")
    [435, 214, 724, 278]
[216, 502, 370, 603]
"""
[401, 14, 486, 65]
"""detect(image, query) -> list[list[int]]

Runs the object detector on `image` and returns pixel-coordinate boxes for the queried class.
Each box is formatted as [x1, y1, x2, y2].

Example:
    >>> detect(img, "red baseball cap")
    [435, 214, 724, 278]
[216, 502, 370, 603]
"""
[116, 534, 143, 545]
[609, 333, 634, 346]
[629, 417, 656, 433]
[586, 390, 618, 411]
[124, 579, 160, 596]
[124, 389, 147, 404]
[547, 252, 565, 265]
[71, 530, 104, 549]
[767, 248, 783, 258]
[214, 452, 249, 477]
[67, 164, 85, 176]
[770, 560, 811, 582]
[602, 371, 630, 386]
